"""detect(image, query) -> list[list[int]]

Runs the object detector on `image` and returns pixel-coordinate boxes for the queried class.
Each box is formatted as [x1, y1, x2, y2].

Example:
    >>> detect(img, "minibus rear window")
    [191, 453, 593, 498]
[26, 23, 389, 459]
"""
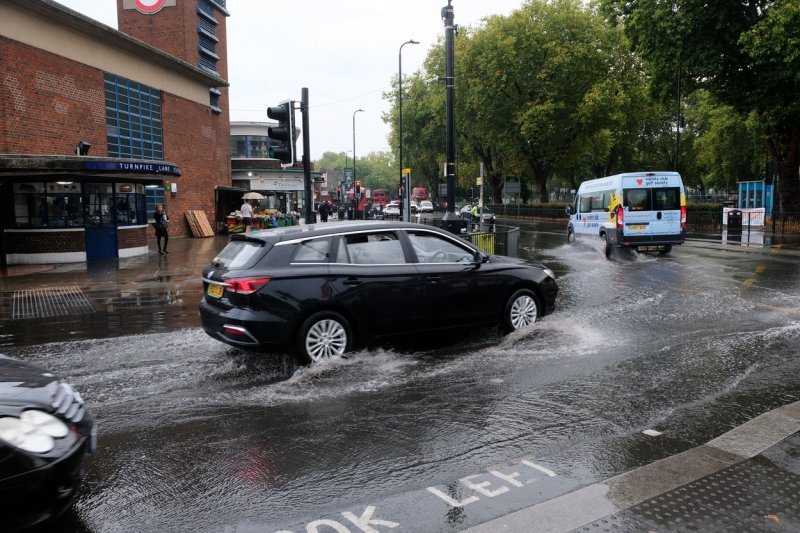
[654, 187, 681, 210]
[624, 187, 681, 211]
[624, 189, 650, 211]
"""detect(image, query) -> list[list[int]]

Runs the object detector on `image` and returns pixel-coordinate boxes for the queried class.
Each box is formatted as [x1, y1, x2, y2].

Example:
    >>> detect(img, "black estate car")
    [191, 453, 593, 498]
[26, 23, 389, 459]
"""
[200, 221, 558, 364]
[0, 355, 96, 530]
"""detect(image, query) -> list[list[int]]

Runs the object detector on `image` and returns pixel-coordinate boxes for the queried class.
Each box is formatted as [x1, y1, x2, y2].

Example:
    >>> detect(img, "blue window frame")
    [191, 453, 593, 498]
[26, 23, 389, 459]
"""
[145, 187, 167, 223]
[105, 74, 163, 160]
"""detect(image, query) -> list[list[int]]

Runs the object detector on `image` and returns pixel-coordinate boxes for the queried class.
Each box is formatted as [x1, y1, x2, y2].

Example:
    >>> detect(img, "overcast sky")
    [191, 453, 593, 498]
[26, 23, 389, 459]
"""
[54, 1, 524, 160]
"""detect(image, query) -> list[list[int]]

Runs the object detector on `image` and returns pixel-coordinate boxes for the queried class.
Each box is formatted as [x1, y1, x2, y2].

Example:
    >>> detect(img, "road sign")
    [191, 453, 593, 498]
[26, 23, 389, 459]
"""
[477, 177, 483, 185]
[504, 181, 521, 194]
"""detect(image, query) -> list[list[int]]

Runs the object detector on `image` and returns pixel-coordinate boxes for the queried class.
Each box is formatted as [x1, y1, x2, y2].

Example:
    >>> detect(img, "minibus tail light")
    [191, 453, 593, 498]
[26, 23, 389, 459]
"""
[616, 206, 624, 232]
[680, 205, 686, 228]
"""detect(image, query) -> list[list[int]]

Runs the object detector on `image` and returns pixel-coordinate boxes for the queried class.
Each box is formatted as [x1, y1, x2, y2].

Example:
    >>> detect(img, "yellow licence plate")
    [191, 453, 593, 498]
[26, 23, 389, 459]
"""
[207, 284, 224, 298]
[628, 224, 647, 230]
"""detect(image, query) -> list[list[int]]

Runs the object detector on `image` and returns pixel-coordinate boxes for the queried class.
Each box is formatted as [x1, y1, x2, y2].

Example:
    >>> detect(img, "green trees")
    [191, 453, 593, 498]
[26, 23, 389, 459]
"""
[373, 0, 798, 211]
[602, 0, 800, 213]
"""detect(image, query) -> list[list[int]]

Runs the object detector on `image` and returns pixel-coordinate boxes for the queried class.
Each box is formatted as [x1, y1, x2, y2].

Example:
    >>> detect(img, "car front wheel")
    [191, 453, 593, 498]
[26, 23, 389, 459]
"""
[296, 311, 352, 364]
[503, 289, 539, 332]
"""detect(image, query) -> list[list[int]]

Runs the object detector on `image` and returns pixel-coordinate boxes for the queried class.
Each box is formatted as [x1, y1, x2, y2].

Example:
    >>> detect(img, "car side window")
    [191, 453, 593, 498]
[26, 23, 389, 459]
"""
[407, 232, 474, 263]
[292, 238, 330, 263]
[344, 232, 406, 265]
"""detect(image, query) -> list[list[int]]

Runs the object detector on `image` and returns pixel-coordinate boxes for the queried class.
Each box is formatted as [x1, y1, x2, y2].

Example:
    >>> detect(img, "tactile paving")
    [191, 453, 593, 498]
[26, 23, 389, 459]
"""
[571, 454, 800, 532]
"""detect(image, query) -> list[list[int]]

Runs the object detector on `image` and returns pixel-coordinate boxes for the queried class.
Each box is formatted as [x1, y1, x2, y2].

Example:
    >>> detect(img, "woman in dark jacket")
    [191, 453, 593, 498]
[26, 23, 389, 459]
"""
[154, 203, 169, 254]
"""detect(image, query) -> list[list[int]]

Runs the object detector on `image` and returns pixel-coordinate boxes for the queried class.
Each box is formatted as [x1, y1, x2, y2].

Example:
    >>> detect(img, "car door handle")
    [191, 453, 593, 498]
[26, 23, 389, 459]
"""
[344, 278, 362, 286]
[425, 275, 442, 283]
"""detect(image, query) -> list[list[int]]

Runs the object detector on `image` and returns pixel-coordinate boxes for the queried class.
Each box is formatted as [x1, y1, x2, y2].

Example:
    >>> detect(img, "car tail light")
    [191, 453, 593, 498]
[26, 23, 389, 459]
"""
[616, 206, 624, 232]
[226, 278, 270, 295]
[680, 205, 686, 228]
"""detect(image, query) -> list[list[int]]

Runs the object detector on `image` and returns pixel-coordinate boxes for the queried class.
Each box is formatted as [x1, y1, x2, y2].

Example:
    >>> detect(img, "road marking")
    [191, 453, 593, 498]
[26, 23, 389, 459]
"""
[521, 460, 558, 477]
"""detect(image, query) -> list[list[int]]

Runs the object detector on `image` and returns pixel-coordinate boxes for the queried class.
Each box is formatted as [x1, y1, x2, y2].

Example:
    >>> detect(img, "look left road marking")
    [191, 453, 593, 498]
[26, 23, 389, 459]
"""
[426, 459, 557, 508]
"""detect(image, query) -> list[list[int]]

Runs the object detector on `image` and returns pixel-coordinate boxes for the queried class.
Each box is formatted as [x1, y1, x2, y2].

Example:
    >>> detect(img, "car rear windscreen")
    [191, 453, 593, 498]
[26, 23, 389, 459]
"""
[624, 187, 681, 211]
[214, 240, 265, 269]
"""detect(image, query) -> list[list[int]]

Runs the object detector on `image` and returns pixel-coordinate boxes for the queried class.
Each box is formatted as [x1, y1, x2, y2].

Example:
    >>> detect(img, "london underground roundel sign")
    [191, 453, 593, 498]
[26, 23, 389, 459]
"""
[133, 0, 167, 14]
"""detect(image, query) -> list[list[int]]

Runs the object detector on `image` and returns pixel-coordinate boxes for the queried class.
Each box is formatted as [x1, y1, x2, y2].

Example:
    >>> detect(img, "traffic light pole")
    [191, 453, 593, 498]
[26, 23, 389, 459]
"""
[301, 88, 314, 224]
[440, 0, 463, 234]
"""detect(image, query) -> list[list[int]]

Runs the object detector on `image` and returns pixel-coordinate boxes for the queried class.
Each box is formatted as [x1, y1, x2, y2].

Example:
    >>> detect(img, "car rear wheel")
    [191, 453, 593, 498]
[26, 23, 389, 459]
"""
[659, 245, 673, 255]
[296, 311, 352, 364]
[602, 233, 612, 258]
[568, 227, 576, 244]
[503, 289, 539, 332]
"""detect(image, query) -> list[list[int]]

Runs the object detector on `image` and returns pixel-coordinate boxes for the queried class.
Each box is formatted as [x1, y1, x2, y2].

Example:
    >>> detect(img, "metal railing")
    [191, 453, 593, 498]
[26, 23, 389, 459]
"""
[463, 225, 520, 257]
[415, 215, 521, 257]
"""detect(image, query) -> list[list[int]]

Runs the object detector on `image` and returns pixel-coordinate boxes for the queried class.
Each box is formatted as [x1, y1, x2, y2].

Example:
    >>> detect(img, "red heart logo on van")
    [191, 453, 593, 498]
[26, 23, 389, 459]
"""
[636, 179, 643, 185]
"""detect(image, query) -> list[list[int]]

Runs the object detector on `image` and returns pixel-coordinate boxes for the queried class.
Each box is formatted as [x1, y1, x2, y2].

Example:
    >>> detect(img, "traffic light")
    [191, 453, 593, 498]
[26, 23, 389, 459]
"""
[355, 180, 361, 195]
[267, 101, 295, 166]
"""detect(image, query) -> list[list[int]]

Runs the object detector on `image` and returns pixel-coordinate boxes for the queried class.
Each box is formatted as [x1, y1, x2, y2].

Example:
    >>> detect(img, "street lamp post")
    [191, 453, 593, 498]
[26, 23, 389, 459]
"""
[353, 108, 364, 219]
[399, 38, 419, 222]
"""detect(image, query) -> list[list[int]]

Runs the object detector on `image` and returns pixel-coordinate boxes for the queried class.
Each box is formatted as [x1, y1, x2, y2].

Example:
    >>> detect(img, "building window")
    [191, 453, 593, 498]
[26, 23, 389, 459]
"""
[145, 187, 167, 223]
[105, 74, 163, 160]
[230, 135, 272, 158]
[10, 181, 150, 229]
[210, 87, 221, 113]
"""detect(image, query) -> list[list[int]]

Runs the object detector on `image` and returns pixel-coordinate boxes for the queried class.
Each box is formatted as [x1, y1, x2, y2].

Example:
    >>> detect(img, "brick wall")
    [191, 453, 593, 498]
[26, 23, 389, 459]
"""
[0, 37, 107, 155]
[161, 93, 230, 236]
[5, 231, 85, 254]
[117, 0, 198, 66]
[118, 226, 147, 248]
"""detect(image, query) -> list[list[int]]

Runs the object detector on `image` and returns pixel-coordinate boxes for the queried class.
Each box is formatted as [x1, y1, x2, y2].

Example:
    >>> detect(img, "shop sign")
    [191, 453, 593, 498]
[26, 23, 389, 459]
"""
[83, 161, 181, 175]
[255, 177, 304, 191]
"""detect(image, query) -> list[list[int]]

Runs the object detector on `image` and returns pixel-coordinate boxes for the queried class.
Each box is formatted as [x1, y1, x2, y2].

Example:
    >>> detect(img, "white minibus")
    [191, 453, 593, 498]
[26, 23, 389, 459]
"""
[565, 171, 686, 257]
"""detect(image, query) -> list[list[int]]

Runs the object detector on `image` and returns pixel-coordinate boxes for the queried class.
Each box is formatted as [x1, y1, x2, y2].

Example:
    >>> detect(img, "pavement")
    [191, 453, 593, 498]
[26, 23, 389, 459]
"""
[1, 225, 800, 532]
[465, 403, 800, 532]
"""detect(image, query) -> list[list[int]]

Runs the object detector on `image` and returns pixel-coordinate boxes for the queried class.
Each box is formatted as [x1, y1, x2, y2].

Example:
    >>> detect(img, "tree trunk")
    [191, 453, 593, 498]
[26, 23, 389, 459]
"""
[776, 158, 800, 216]
[767, 125, 800, 218]
[534, 167, 550, 203]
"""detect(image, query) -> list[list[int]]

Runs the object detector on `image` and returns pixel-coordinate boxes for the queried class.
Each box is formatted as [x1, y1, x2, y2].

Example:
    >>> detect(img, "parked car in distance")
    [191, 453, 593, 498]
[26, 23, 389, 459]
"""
[199, 221, 558, 365]
[383, 202, 401, 218]
[368, 204, 384, 220]
[419, 200, 434, 213]
[0, 354, 96, 530]
[409, 200, 419, 214]
[459, 205, 495, 223]
[477, 206, 496, 224]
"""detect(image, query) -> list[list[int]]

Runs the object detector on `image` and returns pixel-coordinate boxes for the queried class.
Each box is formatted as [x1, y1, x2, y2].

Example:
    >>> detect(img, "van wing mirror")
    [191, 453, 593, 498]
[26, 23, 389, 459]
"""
[565, 206, 573, 216]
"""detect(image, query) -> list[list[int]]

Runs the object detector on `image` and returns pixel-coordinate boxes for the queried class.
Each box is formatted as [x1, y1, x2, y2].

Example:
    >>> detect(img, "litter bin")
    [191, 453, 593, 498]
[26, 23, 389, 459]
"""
[727, 209, 742, 231]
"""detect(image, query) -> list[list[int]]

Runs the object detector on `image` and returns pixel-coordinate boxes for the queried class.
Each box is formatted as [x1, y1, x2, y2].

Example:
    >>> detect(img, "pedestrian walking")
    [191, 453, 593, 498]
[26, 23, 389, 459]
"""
[154, 203, 169, 254]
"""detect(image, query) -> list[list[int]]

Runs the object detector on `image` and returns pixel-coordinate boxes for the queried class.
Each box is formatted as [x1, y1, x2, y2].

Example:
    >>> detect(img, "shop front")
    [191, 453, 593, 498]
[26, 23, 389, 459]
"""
[1, 155, 181, 266]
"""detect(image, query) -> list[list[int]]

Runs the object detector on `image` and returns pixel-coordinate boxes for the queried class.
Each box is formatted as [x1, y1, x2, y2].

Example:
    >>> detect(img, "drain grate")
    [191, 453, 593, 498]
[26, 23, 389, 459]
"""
[12, 286, 95, 320]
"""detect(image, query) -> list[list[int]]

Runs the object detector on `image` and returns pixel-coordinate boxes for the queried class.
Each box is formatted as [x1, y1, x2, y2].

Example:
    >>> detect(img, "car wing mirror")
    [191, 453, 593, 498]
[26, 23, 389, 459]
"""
[474, 250, 489, 264]
[565, 206, 573, 216]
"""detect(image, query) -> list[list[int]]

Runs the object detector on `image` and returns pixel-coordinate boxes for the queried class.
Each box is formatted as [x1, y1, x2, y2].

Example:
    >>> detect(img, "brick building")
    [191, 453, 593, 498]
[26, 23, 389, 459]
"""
[0, 0, 230, 265]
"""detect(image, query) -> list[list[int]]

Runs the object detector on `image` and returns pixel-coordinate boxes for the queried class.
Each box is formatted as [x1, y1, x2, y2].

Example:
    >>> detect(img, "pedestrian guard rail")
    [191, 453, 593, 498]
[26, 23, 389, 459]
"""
[463, 225, 520, 257]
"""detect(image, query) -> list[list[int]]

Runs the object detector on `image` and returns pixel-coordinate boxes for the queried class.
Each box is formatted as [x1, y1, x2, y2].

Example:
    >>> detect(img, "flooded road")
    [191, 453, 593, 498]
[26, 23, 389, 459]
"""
[2, 225, 799, 532]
